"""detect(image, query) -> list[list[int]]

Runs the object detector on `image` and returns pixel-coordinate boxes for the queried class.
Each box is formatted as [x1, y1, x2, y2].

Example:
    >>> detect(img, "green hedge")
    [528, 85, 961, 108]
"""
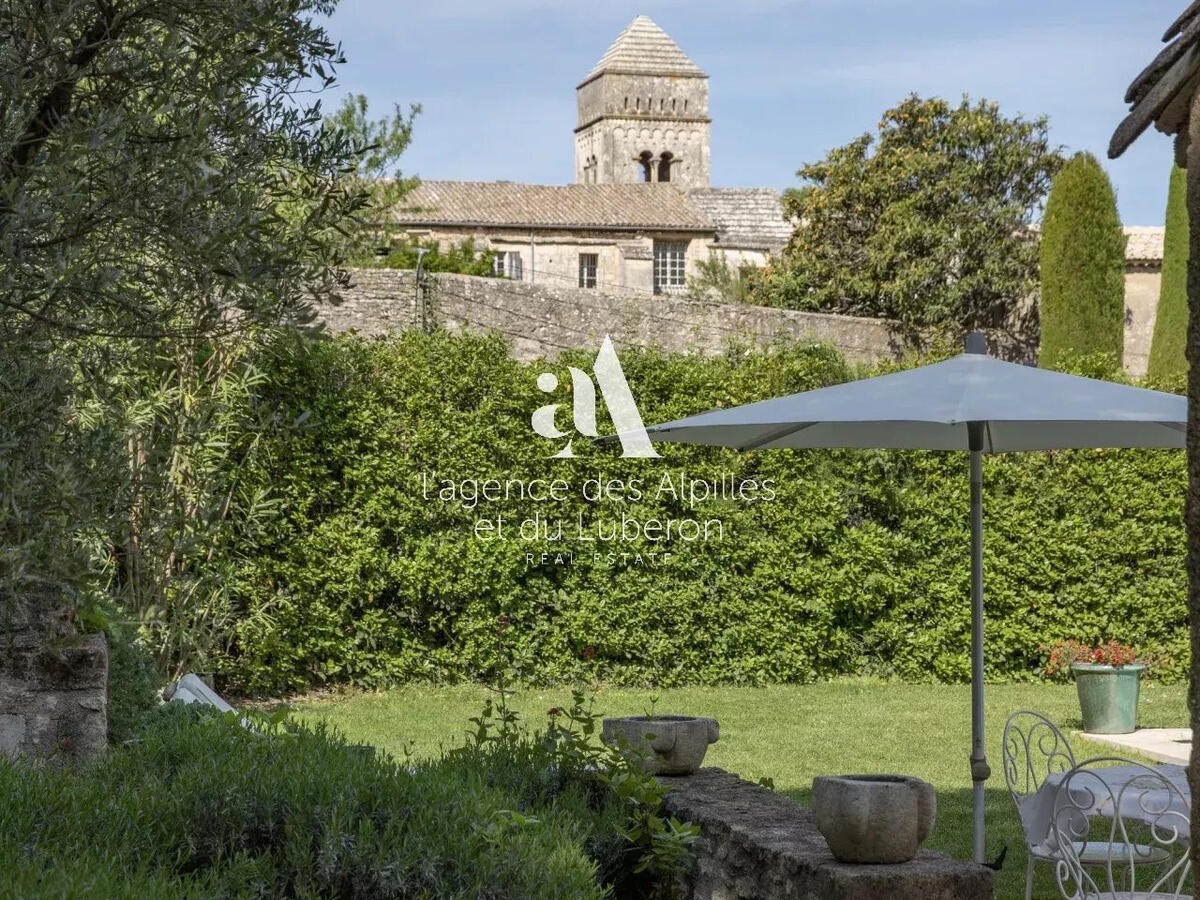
[221, 331, 1187, 694]
[1039, 152, 1126, 370]
[1148, 164, 1189, 380]
[0, 704, 624, 898]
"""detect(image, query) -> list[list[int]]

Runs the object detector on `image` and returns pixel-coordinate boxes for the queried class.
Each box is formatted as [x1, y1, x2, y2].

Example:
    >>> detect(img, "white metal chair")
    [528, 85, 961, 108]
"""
[1002, 711, 1169, 900]
[1051, 757, 1191, 899]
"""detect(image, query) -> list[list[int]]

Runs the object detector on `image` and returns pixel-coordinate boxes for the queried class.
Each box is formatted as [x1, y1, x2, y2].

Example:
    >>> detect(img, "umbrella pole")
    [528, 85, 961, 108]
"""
[968, 441, 989, 864]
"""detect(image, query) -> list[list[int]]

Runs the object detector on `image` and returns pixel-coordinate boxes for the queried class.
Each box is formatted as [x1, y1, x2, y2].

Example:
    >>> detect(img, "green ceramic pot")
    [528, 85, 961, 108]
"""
[1071, 662, 1145, 734]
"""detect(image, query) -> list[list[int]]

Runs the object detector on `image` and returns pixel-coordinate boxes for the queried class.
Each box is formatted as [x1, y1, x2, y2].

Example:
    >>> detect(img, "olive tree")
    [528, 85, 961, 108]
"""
[0, 0, 370, 673]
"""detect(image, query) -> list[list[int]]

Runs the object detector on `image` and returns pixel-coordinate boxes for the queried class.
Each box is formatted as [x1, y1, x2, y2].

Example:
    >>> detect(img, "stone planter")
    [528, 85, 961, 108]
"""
[601, 715, 719, 775]
[812, 774, 936, 864]
[1072, 662, 1145, 734]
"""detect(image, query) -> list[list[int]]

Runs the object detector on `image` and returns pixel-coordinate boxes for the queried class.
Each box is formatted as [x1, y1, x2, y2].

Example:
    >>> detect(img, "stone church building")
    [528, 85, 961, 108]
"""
[391, 16, 792, 296]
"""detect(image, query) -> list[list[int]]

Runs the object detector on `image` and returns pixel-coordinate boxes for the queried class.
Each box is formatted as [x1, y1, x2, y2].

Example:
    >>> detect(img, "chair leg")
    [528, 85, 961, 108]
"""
[1025, 854, 1035, 900]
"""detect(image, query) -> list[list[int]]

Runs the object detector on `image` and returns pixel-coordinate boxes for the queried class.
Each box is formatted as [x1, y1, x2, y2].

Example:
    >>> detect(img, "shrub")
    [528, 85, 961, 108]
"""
[216, 331, 1186, 694]
[0, 701, 679, 898]
[1147, 164, 1189, 380]
[372, 237, 496, 276]
[1039, 152, 1126, 370]
[686, 251, 760, 304]
[105, 619, 163, 745]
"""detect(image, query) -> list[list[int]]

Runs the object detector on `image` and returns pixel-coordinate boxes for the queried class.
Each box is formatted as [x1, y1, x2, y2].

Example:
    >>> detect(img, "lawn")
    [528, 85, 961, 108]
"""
[289, 680, 1187, 900]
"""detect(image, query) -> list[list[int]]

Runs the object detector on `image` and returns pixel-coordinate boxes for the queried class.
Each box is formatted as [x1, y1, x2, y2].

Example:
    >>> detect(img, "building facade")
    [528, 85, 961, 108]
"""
[391, 17, 790, 297]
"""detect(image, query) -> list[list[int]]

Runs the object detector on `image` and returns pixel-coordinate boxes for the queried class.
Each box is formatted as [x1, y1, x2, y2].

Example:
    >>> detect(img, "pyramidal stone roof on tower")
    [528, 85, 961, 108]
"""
[584, 15, 706, 80]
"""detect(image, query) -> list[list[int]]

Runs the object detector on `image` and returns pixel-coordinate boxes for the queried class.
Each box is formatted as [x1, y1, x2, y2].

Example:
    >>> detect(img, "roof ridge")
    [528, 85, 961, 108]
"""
[585, 16, 705, 79]
[409, 179, 690, 191]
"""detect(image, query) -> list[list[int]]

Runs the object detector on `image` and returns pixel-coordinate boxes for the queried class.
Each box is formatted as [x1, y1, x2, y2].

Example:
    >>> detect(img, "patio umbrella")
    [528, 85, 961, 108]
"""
[624, 333, 1185, 863]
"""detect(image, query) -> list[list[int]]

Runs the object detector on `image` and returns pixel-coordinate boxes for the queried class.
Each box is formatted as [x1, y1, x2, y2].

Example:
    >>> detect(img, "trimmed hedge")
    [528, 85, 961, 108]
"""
[1147, 164, 1189, 380]
[221, 331, 1186, 694]
[1039, 152, 1126, 370]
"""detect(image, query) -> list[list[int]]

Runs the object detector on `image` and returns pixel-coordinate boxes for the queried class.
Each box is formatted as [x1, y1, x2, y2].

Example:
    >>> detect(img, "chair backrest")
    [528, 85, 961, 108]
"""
[1051, 757, 1191, 899]
[1003, 710, 1076, 803]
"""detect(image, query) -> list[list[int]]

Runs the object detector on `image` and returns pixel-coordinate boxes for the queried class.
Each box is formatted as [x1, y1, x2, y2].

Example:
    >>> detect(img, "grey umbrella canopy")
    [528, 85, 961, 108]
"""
[632, 334, 1185, 864]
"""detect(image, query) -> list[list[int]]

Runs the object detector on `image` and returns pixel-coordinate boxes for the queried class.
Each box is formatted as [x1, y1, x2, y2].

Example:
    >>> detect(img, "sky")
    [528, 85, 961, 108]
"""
[322, 0, 1187, 225]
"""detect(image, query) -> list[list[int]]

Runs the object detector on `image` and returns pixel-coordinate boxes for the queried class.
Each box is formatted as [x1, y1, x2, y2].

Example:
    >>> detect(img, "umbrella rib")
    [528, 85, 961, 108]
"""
[739, 421, 817, 450]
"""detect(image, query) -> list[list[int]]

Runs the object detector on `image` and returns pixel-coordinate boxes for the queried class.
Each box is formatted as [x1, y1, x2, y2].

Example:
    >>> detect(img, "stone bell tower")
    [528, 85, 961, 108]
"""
[575, 16, 711, 188]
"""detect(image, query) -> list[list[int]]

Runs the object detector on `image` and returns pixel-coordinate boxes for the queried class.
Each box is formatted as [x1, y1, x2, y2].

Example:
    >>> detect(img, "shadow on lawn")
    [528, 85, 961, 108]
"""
[780, 784, 1064, 899]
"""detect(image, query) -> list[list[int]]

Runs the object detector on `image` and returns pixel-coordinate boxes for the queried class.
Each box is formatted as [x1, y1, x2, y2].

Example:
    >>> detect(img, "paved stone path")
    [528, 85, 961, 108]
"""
[1079, 728, 1191, 765]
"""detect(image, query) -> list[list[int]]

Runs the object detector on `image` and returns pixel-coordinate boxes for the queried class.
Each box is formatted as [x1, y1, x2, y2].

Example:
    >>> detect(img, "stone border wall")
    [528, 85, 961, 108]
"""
[0, 587, 108, 765]
[660, 768, 993, 900]
[325, 268, 903, 364]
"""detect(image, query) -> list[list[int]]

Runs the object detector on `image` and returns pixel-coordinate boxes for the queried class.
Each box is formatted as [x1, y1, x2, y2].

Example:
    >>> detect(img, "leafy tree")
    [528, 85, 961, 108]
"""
[374, 237, 496, 276]
[323, 93, 420, 262]
[758, 95, 1063, 339]
[1038, 152, 1126, 370]
[0, 0, 367, 673]
[0, 0, 362, 344]
[1147, 164, 1188, 380]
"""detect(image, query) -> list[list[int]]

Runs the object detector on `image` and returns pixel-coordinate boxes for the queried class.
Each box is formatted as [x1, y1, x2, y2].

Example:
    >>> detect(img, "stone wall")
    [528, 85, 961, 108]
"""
[327, 268, 903, 364]
[0, 586, 108, 764]
[1124, 265, 1162, 378]
[660, 768, 993, 900]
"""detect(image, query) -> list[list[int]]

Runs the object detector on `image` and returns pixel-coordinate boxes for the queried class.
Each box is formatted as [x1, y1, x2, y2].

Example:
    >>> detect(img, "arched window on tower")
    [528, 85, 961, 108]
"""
[638, 150, 654, 182]
[657, 152, 674, 183]
[582, 154, 598, 183]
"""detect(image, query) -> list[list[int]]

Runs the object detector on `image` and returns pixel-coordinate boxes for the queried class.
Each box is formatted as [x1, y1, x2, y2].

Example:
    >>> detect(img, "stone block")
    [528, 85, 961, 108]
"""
[1, 588, 108, 765]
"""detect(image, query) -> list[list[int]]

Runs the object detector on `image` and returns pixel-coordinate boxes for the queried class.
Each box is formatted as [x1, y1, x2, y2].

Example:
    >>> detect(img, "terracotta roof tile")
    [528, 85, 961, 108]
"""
[393, 181, 715, 232]
[1124, 226, 1164, 263]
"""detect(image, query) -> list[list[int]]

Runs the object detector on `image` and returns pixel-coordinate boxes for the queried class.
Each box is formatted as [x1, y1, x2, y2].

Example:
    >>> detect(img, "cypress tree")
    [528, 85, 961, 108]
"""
[1147, 164, 1189, 380]
[1038, 152, 1126, 369]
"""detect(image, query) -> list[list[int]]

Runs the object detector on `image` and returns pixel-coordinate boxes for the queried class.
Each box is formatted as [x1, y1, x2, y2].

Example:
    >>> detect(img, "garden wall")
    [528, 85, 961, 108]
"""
[661, 769, 992, 899]
[0, 587, 107, 764]
[325, 268, 902, 364]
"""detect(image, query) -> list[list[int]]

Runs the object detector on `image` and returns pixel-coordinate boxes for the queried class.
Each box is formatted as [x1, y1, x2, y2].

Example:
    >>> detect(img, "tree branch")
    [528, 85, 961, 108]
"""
[0, 5, 125, 229]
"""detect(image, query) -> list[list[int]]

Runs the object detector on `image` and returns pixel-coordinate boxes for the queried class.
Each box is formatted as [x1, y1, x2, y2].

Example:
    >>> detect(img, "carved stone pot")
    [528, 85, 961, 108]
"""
[601, 715, 719, 775]
[811, 774, 936, 864]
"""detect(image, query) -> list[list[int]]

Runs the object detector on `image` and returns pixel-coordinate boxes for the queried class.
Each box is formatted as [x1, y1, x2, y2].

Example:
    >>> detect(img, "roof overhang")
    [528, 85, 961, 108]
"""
[394, 220, 716, 235]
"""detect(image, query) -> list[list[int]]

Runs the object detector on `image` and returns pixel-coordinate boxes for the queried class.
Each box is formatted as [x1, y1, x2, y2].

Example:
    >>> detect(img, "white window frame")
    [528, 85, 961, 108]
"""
[493, 250, 523, 280]
[578, 253, 598, 288]
[653, 241, 687, 294]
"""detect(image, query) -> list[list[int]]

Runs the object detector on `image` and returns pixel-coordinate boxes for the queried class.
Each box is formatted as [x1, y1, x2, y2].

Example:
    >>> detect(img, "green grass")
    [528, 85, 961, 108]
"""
[288, 680, 1188, 900]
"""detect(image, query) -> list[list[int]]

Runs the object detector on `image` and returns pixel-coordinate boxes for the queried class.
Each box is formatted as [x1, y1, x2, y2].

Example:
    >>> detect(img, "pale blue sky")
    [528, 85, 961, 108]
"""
[323, 0, 1184, 225]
